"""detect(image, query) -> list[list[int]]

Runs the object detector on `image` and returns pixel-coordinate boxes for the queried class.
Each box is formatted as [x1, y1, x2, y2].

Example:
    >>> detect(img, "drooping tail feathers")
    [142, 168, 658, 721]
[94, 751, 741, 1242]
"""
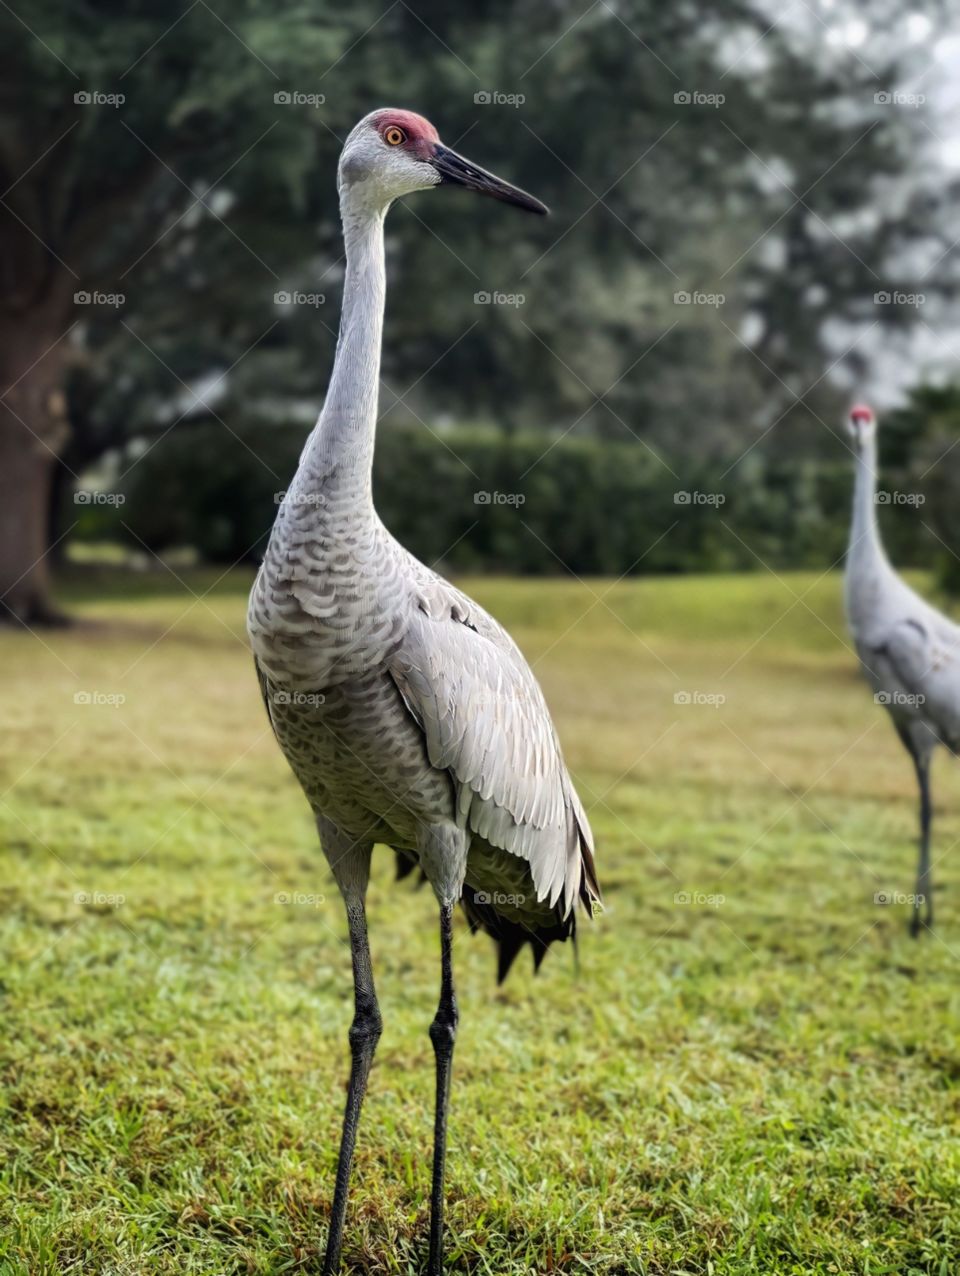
[394, 839, 601, 984]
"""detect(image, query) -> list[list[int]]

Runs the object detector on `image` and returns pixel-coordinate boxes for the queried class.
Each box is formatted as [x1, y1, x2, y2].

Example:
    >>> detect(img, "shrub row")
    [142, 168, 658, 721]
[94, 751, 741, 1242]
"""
[76, 422, 937, 576]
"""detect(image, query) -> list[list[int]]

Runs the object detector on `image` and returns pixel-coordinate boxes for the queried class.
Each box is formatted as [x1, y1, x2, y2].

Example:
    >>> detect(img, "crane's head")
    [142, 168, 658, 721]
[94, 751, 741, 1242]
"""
[847, 402, 876, 446]
[338, 108, 548, 216]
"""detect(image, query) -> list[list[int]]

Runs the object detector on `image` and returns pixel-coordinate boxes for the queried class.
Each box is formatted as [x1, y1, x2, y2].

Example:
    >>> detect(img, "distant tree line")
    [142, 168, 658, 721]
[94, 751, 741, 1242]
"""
[1, 0, 955, 618]
[74, 386, 960, 582]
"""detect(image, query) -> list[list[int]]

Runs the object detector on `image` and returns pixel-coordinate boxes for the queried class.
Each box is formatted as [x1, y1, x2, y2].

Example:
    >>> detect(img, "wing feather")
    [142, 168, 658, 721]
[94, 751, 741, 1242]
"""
[879, 614, 960, 749]
[389, 585, 595, 916]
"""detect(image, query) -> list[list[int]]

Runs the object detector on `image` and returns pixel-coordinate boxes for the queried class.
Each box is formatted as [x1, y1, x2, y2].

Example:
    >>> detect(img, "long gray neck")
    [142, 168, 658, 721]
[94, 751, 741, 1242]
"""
[847, 433, 889, 577]
[295, 198, 386, 506]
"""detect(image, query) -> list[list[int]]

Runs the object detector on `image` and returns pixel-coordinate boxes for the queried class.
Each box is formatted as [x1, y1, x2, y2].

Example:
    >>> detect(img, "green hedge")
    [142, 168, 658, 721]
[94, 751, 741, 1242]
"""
[88, 422, 936, 576]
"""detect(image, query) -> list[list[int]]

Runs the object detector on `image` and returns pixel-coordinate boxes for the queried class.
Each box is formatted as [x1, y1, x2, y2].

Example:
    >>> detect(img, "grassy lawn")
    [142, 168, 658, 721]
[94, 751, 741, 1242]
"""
[1, 568, 959, 1274]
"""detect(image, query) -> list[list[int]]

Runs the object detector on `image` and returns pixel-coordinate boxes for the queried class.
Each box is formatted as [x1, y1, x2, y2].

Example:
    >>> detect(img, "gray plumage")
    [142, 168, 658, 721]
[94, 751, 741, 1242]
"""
[245, 108, 600, 1273]
[844, 402, 957, 934]
[247, 137, 599, 962]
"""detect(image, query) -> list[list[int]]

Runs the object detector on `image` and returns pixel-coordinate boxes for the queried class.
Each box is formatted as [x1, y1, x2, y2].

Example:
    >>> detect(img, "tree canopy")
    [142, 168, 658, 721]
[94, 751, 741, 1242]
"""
[0, 0, 954, 614]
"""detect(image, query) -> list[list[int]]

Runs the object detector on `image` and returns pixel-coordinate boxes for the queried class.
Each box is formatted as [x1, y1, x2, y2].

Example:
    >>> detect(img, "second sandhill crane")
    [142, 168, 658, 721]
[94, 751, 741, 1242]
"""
[247, 109, 601, 1274]
[844, 402, 960, 936]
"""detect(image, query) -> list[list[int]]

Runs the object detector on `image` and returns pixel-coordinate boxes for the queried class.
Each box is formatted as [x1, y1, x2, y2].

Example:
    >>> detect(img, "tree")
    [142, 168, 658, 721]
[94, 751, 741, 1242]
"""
[0, 0, 951, 617]
[0, 0, 341, 620]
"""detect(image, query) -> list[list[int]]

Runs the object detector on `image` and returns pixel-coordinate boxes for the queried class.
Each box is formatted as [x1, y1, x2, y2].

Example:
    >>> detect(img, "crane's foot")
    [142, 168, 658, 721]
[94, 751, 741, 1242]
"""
[909, 889, 934, 938]
[909, 907, 933, 938]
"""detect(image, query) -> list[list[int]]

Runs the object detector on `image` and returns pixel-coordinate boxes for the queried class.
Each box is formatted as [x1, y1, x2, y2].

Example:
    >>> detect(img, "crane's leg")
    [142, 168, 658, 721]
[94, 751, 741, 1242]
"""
[416, 821, 467, 1276]
[911, 755, 933, 937]
[318, 821, 380, 1276]
[428, 901, 458, 1276]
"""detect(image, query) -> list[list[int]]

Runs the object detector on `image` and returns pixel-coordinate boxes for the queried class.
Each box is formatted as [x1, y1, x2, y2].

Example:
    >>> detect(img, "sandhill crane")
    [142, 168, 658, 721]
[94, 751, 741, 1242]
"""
[247, 109, 601, 1274]
[844, 401, 960, 936]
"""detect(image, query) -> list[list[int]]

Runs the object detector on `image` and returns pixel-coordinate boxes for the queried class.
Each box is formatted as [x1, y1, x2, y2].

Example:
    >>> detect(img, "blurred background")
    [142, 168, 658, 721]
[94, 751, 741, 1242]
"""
[3, 0, 960, 617]
[4, 4, 960, 1273]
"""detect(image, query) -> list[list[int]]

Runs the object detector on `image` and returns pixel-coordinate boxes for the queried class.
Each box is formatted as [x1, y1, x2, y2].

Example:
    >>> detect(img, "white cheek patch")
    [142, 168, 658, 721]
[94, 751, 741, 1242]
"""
[382, 150, 440, 195]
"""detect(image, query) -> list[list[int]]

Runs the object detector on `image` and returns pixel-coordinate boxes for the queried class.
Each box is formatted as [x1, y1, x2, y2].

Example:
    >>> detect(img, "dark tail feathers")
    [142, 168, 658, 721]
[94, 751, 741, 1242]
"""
[394, 846, 600, 985]
[460, 885, 579, 984]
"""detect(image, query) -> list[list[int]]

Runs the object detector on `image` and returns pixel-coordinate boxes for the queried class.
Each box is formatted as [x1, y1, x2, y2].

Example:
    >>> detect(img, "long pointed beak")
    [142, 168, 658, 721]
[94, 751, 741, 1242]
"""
[431, 143, 549, 215]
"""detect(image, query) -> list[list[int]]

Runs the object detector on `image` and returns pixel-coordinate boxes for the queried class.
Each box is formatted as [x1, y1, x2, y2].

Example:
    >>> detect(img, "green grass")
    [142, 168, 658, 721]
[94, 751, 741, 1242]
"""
[2, 567, 960, 1274]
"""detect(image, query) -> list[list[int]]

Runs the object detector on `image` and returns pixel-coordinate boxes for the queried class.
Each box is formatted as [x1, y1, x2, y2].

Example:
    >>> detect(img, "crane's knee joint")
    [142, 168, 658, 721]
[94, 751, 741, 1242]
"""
[429, 1006, 458, 1052]
[349, 1002, 382, 1051]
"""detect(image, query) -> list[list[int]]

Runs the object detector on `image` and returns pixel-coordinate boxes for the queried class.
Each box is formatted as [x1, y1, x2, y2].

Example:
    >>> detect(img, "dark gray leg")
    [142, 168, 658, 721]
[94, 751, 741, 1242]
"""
[322, 898, 382, 1275]
[911, 755, 933, 937]
[428, 903, 458, 1275]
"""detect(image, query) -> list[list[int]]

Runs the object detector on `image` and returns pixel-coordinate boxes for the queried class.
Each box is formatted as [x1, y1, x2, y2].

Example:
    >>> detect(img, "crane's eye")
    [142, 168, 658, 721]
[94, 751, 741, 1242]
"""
[384, 126, 406, 146]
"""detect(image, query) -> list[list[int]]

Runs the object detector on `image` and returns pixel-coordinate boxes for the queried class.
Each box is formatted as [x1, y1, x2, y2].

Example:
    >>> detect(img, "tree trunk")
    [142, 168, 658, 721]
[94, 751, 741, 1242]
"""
[0, 318, 71, 624]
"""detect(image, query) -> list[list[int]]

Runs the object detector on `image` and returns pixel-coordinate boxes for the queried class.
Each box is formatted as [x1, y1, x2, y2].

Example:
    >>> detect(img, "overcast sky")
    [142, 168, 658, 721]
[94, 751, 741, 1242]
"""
[786, 2, 960, 406]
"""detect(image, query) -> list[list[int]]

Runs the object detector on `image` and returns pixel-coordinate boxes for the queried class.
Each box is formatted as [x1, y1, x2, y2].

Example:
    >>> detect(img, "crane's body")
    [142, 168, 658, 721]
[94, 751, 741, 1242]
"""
[247, 109, 599, 1274]
[250, 530, 595, 930]
[844, 403, 960, 933]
